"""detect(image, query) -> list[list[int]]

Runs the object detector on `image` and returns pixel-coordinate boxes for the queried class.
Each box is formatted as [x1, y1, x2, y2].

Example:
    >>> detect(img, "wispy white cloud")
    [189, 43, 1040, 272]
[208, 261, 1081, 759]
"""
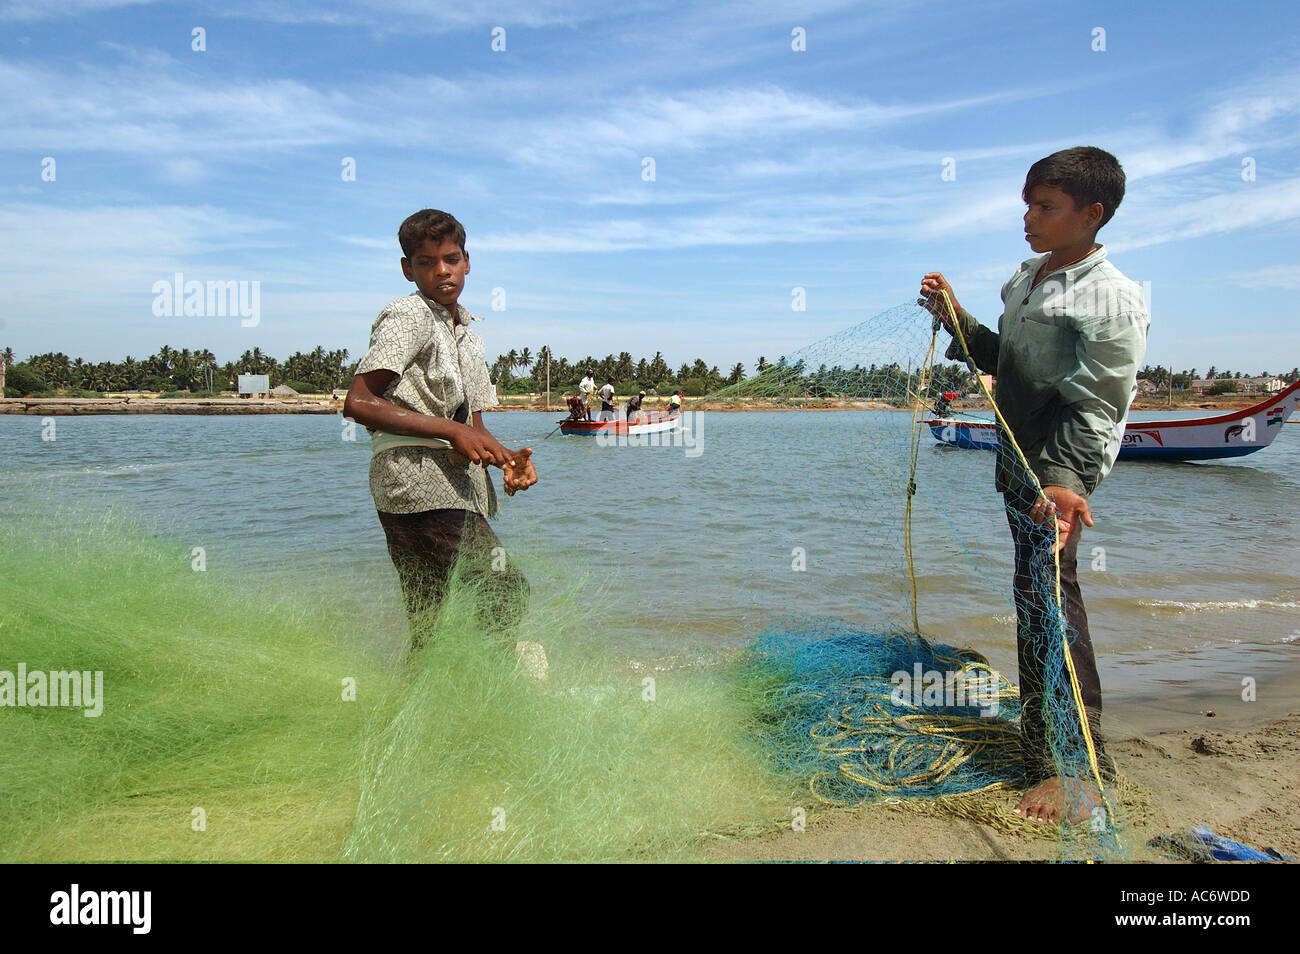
[0, 58, 376, 153]
[0, 0, 608, 29]
[0, 0, 151, 20]
[1110, 179, 1300, 253]
[1224, 264, 1300, 292]
[0, 202, 282, 285]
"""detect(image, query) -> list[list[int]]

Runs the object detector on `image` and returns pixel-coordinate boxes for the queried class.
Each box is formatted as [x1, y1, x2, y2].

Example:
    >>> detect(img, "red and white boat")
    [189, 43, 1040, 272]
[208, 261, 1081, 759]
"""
[925, 380, 1300, 462]
[558, 409, 681, 437]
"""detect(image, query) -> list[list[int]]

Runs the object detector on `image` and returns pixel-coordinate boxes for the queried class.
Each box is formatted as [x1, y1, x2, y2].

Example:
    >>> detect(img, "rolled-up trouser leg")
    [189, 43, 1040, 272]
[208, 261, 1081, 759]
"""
[377, 508, 530, 651]
[1005, 489, 1115, 787]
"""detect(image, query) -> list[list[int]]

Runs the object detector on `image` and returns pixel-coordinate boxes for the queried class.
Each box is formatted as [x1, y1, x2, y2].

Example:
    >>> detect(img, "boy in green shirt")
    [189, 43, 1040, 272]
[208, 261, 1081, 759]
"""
[921, 146, 1149, 825]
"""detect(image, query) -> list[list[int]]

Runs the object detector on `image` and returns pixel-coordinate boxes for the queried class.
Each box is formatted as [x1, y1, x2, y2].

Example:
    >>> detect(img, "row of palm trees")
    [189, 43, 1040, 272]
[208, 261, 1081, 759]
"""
[1136, 365, 1300, 390]
[17, 344, 1287, 401]
[4, 346, 356, 395]
[490, 347, 756, 395]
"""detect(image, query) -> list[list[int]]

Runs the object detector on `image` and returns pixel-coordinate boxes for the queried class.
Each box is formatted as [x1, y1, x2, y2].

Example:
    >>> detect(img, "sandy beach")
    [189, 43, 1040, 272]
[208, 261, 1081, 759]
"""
[711, 708, 1300, 862]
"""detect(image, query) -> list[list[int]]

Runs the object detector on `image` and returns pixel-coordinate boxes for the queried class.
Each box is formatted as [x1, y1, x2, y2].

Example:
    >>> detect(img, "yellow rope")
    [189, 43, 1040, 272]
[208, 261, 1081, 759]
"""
[903, 326, 940, 634]
[776, 295, 1119, 842]
[936, 290, 1114, 821]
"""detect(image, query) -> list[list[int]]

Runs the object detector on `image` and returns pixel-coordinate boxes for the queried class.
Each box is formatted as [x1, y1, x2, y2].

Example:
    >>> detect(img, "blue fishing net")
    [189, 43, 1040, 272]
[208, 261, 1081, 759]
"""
[712, 296, 1128, 859]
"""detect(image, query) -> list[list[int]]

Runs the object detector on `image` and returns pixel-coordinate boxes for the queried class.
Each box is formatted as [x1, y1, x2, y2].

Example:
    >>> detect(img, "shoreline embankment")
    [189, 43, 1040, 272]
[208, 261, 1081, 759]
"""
[0, 394, 1267, 415]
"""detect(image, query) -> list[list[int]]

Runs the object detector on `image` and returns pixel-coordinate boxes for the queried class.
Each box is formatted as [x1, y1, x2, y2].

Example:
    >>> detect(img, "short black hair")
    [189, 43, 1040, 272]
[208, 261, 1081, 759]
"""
[1022, 147, 1126, 229]
[398, 209, 467, 258]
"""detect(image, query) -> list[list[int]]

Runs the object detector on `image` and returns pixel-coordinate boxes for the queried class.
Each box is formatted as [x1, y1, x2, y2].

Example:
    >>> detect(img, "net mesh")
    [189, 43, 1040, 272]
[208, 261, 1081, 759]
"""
[715, 292, 1127, 860]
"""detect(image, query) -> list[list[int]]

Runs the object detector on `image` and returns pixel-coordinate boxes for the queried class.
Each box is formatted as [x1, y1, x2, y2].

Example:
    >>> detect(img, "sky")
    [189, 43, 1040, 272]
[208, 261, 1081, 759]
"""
[1, 0, 1298, 376]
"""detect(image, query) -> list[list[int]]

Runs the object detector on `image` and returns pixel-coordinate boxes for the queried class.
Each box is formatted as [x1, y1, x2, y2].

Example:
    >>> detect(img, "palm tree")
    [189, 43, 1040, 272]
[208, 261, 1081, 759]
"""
[519, 347, 532, 371]
[756, 356, 769, 374]
[51, 352, 71, 387]
[173, 348, 196, 390]
[728, 363, 746, 384]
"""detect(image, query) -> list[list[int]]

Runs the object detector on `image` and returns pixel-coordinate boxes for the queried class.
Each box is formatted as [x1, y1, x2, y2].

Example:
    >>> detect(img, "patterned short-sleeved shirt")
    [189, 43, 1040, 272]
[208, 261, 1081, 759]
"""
[355, 292, 498, 515]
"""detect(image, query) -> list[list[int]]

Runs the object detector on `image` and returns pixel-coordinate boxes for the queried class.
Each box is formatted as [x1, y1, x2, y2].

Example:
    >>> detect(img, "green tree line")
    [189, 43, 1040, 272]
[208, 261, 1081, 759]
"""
[490, 347, 747, 397]
[5, 344, 1294, 400]
[2, 346, 356, 397]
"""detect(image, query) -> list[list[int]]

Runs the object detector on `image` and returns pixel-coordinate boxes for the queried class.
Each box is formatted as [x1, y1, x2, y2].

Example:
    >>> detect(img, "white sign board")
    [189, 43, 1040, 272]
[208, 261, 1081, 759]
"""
[238, 374, 269, 395]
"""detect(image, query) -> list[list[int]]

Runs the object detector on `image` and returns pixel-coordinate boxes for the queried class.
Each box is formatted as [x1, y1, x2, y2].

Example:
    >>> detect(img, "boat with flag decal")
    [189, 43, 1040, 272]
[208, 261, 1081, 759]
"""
[558, 408, 681, 437]
[924, 379, 1300, 461]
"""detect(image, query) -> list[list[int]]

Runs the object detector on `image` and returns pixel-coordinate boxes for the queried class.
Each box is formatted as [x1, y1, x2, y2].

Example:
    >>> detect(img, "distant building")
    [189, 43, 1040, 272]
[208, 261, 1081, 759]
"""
[238, 374, 270, 397]
[1241, 376, 1285, 394]
[1190, 377, 1284, 395]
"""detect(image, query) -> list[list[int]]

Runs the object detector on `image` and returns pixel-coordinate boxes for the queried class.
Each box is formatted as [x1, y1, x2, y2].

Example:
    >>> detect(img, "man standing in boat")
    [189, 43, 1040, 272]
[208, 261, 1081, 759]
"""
[578, 370, 596, 422]
[599, 378, 616, 422]
[920, 147, 1149, 828]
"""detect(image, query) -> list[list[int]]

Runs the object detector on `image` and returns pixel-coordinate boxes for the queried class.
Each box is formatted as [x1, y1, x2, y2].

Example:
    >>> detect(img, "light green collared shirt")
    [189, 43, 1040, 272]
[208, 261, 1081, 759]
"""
[945, 245, 1150, 496]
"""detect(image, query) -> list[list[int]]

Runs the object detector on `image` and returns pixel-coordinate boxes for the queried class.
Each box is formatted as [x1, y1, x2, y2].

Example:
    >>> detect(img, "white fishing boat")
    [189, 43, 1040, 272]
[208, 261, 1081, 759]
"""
[925, 381, 1299, 461]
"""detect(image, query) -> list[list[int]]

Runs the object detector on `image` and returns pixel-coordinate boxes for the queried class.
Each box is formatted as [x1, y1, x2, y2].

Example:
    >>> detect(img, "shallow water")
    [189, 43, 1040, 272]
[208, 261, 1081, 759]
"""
[2, 410, 1297, 712]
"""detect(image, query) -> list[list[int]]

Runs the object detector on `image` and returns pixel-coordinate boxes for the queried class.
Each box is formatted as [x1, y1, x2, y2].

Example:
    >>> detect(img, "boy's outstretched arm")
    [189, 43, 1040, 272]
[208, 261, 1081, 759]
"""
[344, 369, 510, 467]
[919, 272, 999, 374]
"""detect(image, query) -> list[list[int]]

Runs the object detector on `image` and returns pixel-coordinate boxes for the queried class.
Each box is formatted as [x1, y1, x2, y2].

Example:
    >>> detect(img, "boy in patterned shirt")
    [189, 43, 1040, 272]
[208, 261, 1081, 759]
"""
[344, 209, 537, 651]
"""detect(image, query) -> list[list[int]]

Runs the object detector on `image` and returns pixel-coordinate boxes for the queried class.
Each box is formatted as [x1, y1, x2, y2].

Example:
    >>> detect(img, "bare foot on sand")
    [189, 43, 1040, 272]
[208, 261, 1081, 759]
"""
[1014, 777, 1103, 826]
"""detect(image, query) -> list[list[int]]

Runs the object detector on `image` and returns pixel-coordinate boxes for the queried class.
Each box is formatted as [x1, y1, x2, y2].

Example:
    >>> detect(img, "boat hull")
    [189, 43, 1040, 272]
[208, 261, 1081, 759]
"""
[925, 380, 1300, 462]
[558, 410, 681, 437]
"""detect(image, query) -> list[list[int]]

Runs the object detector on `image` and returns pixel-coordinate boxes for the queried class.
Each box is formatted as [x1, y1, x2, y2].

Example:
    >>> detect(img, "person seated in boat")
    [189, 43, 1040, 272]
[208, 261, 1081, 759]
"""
[625, 390, 646, 422]
[599, 378, 616, 422]
[933, 390, 955, 417]
[578, 370, 596, 421]
[667, 389, 682, 416]
[919, 146, 1149, 828]
[565, 394, 584, 421]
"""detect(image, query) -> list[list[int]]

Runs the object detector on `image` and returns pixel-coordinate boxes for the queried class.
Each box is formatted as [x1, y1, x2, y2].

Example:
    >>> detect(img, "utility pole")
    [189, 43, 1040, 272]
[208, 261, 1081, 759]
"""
[546, 349, 551, 411]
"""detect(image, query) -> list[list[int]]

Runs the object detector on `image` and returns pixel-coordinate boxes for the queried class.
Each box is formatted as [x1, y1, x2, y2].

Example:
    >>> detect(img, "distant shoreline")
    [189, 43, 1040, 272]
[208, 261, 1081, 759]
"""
[0, 393, 1273, 416]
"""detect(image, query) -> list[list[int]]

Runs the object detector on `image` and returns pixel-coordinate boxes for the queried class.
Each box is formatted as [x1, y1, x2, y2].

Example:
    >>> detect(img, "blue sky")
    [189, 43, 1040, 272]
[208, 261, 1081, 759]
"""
[2, 0, 1298, 375]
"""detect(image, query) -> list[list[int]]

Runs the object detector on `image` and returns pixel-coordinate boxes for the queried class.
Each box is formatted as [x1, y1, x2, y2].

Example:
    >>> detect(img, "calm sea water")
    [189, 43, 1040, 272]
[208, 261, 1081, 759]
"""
[3, 410, 1297, 717]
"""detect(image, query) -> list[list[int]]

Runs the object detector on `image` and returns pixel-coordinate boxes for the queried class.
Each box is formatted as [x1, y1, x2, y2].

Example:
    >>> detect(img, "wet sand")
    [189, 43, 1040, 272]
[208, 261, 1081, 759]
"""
[708, 704, 1300, 862]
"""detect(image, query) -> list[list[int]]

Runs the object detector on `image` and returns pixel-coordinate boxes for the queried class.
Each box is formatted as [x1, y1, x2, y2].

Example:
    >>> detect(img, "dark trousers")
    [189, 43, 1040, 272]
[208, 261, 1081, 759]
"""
[377, 508, 529, 650]
[1004, 489, 1116, 787]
